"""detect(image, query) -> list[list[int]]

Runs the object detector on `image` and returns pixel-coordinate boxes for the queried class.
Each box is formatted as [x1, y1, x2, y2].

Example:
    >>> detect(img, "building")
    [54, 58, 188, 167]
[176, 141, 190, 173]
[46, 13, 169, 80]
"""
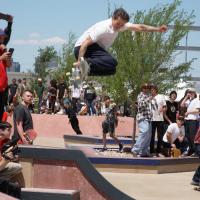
[7, 72, 31, 84]
[7, 61, 21, 72]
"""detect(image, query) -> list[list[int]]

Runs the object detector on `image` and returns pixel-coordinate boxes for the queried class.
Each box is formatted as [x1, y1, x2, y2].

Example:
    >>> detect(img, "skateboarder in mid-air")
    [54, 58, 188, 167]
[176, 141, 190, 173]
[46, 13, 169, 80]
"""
[73, 8, 167, 80]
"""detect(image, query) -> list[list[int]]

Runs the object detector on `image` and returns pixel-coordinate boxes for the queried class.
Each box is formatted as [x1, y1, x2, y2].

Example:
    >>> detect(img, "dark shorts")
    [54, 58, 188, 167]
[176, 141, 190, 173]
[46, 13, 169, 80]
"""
[102, 121, 115, 136]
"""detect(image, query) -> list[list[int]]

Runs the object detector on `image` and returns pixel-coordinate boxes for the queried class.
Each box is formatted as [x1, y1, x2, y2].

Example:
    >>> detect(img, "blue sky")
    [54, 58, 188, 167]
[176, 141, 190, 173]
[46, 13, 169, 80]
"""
[0, 0, 200, 76]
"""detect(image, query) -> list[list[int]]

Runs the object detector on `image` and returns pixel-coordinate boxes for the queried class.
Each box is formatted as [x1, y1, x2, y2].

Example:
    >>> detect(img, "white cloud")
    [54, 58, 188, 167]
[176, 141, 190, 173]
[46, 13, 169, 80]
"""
[29, 32, 41, 38]
[12, 36, 65, 46]
[41, 37, 65, 45]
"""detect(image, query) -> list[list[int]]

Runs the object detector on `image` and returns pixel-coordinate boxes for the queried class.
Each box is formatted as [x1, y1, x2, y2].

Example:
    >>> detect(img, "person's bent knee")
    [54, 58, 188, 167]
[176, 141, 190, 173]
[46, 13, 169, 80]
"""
[9, 162, 22, 174]
[113, 58, 118, 67]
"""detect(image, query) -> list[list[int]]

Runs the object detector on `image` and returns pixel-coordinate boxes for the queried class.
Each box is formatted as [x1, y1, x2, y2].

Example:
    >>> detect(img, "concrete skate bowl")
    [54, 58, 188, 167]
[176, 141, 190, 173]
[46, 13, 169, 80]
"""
[18, 145, 134, 200]
[25, 114, 134, 138]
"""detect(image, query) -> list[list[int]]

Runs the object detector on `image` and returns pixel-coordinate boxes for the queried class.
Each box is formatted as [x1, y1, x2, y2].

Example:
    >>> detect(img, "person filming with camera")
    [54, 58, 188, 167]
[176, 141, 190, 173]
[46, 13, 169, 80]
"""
[0, 122, 22, 179]
[0, 40, 13, 121]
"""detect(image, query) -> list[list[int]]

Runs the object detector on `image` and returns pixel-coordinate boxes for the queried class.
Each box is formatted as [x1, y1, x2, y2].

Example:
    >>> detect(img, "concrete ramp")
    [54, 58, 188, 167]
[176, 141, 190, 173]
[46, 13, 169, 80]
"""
[31, 114, 134, 137]
[19, 146, 134, 200]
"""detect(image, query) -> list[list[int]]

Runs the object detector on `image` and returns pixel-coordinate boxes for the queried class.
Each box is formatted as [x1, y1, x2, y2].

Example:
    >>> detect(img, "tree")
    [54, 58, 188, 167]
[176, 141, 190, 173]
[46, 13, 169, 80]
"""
[50, 33, 76, 82]
[96, 0, 195, 106]
[34, 46, 58, 81]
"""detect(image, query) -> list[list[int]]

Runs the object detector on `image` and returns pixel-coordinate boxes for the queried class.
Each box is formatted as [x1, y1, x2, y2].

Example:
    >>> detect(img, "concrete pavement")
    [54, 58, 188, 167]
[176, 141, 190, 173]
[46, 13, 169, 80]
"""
[101, 171, 200, 200]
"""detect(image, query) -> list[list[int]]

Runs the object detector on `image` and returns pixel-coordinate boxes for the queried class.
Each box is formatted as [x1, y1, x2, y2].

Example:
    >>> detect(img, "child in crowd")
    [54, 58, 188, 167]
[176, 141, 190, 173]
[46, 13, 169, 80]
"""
[102, 96, 123, 152]
[1, 105, 14, 122]
[64, 99, 83, 135]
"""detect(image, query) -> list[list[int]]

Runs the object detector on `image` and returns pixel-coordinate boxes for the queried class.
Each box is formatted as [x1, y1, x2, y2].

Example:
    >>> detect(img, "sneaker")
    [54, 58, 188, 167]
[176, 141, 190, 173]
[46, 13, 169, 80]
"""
[156, 153, 165, 158]
[191, 180, 200, 186]
[119, 143, 123, 152]
[100, 147, 108, 152]
[180, 151, 188, 157]
[131, 150, 138, 157]
[190, 153, 198, 158]
[140, 154, 150, 158]
[80, 57, 90, 80]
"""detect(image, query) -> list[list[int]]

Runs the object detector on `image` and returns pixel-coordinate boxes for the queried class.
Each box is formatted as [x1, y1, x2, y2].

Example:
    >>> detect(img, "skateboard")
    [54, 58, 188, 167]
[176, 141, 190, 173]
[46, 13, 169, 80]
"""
[18, 129, 37, 145]
[71, 68, 82, 88]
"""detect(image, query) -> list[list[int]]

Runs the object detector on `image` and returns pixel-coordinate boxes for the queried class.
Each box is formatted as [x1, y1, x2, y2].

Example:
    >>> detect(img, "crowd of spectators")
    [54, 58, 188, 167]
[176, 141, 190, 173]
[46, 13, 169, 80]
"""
[4, 77, 132, 117]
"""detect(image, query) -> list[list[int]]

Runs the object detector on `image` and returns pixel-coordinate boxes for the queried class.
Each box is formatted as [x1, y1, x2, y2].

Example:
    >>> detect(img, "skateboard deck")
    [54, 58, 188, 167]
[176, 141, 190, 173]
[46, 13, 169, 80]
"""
[18, 129, 37, 145]
[71, 68, 82, 88]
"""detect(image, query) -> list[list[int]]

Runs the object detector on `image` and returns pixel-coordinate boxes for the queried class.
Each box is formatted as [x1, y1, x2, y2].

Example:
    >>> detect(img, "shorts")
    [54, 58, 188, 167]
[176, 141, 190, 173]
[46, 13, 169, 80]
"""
[102, 121, 115, 136]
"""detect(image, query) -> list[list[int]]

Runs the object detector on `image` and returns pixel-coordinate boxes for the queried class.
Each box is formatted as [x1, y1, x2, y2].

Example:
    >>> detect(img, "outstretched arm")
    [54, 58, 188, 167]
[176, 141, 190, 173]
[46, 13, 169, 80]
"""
[128, 24, 167, 33]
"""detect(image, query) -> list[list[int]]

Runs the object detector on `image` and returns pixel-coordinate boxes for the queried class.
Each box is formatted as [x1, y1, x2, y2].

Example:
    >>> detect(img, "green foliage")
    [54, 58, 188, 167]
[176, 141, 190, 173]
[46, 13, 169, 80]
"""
[97, 0, 195, 106]
[50, 33, 76, 82]
[34, 46, 58, 81]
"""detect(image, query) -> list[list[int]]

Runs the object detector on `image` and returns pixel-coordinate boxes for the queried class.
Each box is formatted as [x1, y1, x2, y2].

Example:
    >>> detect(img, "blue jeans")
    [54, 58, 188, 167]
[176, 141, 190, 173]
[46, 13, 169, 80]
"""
[86, 100, 96, 115]
[132, 119, 152, 156]
[74, 43, 117, 76]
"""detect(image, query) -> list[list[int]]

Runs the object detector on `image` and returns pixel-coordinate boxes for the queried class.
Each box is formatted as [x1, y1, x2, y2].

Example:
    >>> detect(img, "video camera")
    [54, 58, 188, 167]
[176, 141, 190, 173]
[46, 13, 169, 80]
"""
[1, 138, 20, 161]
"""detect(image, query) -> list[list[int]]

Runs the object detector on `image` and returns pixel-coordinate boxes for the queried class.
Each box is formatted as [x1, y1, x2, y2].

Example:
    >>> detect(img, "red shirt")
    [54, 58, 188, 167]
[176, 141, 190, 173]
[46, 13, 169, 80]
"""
[1, 111, 8, 122]
[0, 61, 8, 92]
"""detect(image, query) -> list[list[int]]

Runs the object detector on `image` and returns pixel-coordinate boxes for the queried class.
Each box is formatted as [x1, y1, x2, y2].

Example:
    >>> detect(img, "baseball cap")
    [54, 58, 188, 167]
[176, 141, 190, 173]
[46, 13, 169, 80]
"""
[0, 29, 7, 37]
[188, 88, 196, 93]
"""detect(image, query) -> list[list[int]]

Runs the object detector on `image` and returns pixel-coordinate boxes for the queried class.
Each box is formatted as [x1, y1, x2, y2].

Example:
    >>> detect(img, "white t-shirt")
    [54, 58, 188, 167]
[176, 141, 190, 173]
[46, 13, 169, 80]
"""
[151, 94, 166, 121]
[71, 86, 81, 99]
[185, 98, 200, 120]
[75, 18, 132, 49]
[163, 123, 185, 143]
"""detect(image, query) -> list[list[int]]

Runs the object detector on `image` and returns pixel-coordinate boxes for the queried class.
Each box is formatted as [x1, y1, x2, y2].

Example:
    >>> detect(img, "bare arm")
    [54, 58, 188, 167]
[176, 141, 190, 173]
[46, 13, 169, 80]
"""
[77, 36, 93, 61]
[163, 112, 172, 124]
[16, 121, 28, 143]
[128, 24, 167, 33]
[166, 132, 173, 144]
[185, 108, 200, 117]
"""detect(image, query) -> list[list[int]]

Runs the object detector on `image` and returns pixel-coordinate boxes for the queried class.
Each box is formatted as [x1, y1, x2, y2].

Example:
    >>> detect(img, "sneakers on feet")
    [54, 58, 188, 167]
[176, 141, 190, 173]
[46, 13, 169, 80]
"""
[191, 180, 200, 186]
[190, 153, 198, 158]
[100, 147, 108, 152]
[119, 143, 123, 152]
[80, 57, 90, 80]
[180, 151, 188, 157]
[131, 150, 138, 157]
